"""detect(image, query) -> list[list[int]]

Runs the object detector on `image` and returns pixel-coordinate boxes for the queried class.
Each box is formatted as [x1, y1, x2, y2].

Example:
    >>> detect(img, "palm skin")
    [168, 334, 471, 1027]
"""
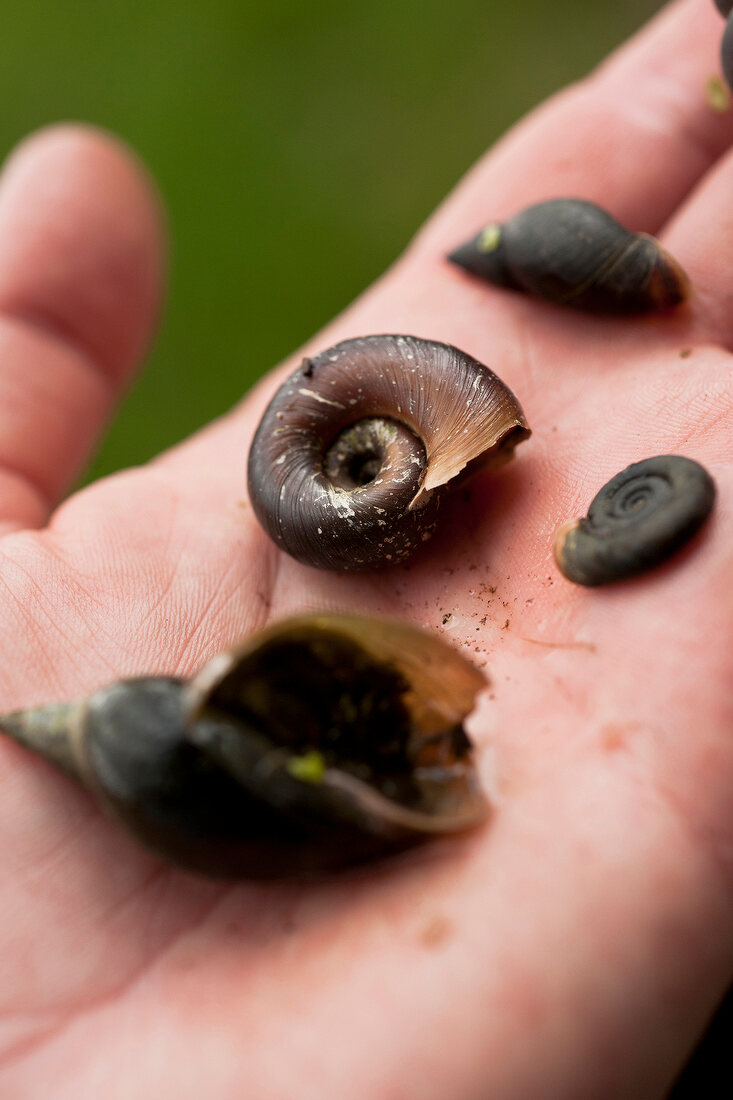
[0, 1, 731, 1096]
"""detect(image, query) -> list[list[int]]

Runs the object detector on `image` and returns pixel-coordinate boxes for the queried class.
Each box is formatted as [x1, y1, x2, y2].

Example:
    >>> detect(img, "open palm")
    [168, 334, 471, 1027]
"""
[0, 2, 731, 1096]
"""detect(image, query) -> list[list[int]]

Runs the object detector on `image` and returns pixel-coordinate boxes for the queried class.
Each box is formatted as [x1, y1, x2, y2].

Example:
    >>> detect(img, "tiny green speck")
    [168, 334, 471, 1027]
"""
[706, 74, 730, 113]
[477, 224, 502, 253]
[287, 750, 327, 784]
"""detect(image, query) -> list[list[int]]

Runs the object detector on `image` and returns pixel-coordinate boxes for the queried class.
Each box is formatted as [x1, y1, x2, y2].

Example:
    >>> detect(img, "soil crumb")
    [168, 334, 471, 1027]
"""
[420, 914, 454, 948]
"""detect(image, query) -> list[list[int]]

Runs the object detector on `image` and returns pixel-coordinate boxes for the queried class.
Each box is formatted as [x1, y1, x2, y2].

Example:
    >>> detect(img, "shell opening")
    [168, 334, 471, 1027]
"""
[194, 620, 483, 823]
[323, 416, 426, 494]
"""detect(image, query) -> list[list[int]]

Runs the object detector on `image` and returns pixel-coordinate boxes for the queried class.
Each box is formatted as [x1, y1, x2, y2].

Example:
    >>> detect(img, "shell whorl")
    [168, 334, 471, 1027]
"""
[247, 334, 530, 571]
[553, 455, 716, 586]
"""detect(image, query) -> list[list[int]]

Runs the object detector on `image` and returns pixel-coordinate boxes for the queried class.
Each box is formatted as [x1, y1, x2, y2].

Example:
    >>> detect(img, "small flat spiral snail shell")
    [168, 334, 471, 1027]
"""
[447, 198, 690, 314]
[553, 456, 716, 586]
[0, 614, 488, 879]
[247, 334, 530, 571]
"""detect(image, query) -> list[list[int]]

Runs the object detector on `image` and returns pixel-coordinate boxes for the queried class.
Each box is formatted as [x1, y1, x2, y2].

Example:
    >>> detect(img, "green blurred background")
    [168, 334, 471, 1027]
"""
[0, 0, 663, 481]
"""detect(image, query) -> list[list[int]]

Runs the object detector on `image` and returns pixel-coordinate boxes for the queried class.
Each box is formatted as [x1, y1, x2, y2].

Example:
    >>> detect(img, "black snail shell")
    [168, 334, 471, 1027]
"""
[722, 11, 733, 89]
[0, 614, 488, 879]
[713, 0, 733, 91]
[553, 456, 716, 586]
[247, 334, 530, 571]
[447, 198, 690, 314]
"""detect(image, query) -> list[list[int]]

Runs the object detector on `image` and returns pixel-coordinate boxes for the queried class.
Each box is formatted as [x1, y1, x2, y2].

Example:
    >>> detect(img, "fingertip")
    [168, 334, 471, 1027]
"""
[0, 121, 167, 380]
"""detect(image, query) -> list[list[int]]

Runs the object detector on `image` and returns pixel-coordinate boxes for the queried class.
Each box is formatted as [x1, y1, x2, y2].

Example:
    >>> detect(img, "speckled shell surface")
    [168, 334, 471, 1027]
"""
[247, 334, 530, 570]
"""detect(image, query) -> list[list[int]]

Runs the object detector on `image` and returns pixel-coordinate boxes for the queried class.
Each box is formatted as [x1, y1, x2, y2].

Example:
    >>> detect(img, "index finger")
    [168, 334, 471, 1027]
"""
[415, 0, 732, 258]
[0, 125, 165, 534]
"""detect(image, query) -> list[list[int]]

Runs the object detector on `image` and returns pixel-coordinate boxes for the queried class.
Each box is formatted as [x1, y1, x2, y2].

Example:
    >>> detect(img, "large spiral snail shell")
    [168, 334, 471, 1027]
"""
[247, 334, 530, 571]
[0, 614, 488, 879]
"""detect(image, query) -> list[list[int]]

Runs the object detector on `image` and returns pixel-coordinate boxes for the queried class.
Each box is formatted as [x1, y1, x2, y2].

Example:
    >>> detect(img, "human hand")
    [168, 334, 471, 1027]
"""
[0, 1, 731, 1096]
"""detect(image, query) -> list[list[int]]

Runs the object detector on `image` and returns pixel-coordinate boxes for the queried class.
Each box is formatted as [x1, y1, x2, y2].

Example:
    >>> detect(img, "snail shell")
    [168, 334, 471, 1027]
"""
[247, 334, 530, 571]
[0, 614, 488, 879]
[447, 198, 690, 314]
[553, 456, 716, 586]
[722, 11, 733, 89]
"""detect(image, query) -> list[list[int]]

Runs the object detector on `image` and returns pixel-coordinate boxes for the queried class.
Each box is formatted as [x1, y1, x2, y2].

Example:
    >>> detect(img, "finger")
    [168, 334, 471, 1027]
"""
[0, 124, 165, 533]
[414, 0, 733, 260]
[658, 142, 733, 350]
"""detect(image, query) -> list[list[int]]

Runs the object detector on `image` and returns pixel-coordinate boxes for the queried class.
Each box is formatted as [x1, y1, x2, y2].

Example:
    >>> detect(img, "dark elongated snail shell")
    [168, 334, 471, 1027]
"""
[0, 614, 488, 879]
[713, 1, 733, 91]
[447, 198, 690, 314]
[722, 11, 733, 89]
[553, 456, 716, 586]
[248, 335, 530, 571]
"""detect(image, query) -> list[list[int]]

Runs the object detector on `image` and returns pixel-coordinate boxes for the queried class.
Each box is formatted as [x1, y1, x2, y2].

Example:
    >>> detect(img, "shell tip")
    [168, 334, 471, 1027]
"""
[0, 703, 86, 784]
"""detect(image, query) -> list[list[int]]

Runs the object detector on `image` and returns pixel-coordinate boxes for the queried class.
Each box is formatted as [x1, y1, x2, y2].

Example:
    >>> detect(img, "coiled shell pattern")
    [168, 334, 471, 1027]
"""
[247, 334, 530, 570]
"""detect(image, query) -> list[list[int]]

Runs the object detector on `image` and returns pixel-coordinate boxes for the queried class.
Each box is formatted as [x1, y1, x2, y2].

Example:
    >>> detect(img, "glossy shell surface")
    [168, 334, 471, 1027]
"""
[247, 334, 530, 570]
[448, 199, 689, 314]
[0, 614, 490, 879]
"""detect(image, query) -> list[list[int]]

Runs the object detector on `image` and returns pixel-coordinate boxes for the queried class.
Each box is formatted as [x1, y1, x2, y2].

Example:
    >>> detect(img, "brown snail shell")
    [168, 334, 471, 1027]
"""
[247, 334, 530, 570]
[0, 614, 488, 879]
[448, 198, 690, 314]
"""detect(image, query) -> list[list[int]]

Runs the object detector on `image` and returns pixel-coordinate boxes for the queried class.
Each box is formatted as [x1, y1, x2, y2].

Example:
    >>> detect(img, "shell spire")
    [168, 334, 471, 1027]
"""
[0, 702, 88, 783]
